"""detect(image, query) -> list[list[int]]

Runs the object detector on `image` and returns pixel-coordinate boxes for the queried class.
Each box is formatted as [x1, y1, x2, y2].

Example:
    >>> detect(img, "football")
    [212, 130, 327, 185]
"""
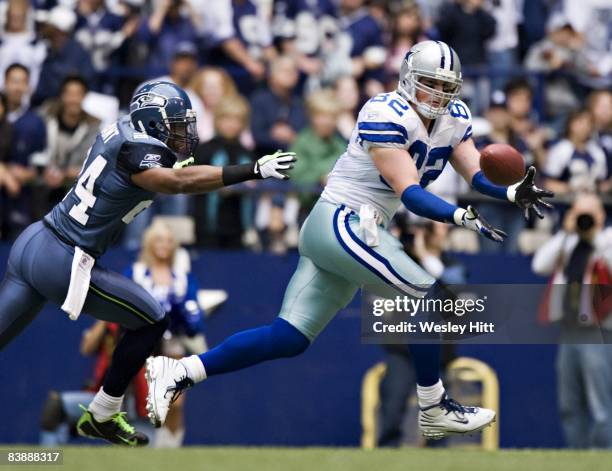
[480, 143, 526, 186]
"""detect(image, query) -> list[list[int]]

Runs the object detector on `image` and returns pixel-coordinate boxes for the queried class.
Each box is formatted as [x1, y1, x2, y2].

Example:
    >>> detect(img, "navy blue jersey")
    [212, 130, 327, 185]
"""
[44, 116, 176, 257]
[273, 0, 338, 55]
[232, 0, 271, 56]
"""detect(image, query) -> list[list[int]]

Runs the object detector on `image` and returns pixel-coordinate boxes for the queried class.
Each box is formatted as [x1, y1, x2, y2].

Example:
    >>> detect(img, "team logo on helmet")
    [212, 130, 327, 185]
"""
[130, 93, 168, 112]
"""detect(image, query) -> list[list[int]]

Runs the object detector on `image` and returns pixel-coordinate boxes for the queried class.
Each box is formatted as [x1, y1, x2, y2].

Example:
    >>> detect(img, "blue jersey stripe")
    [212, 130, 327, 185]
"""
[358, 121, 409, 139]
[359, 133, 406, 144]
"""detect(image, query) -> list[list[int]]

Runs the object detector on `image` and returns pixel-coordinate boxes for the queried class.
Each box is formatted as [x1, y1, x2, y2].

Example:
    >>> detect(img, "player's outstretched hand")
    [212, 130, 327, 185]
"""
[509, 166, 554, 220]
[460, 205, 507, 243]
[255, 150, 297, 180]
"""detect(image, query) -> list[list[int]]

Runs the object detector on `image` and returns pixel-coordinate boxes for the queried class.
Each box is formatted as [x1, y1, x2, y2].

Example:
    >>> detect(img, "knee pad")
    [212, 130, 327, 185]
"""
[270, 318, 310, 357]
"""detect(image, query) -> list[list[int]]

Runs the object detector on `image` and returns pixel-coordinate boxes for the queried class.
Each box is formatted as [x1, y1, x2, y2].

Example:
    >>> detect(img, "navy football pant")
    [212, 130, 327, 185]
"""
[0, 221, 167, 397]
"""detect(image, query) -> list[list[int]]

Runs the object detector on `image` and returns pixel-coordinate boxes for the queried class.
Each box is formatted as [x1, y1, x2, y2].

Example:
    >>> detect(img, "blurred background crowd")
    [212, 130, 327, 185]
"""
[0, 0, 610, 255]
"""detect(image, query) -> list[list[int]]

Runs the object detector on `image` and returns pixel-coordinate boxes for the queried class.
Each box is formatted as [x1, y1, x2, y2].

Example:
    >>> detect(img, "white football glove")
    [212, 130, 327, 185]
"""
[254, 150, 297, 180]
[456, 205, 507, 243]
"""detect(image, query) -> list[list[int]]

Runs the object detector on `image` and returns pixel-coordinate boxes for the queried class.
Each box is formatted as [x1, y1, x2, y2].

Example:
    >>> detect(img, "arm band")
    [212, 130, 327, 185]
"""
[221, 163, 257, 186]
[471, 170, 509, 200]
[401, 184, 461, 224]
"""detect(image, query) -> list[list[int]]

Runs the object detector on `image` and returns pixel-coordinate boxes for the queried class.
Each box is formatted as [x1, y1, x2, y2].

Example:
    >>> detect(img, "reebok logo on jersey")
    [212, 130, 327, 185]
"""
[144, 154, 161, 162]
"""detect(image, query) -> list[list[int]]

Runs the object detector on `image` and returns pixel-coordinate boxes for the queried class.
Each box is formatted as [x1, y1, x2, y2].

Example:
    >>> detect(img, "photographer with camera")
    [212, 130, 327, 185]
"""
[532, 192, 612, 448]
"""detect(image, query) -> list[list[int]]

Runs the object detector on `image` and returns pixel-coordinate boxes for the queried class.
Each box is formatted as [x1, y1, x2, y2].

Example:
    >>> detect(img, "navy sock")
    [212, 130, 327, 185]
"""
[408, 343, 441, 386]
[103, 315, 169, 397]
[199, 318, 310, 376]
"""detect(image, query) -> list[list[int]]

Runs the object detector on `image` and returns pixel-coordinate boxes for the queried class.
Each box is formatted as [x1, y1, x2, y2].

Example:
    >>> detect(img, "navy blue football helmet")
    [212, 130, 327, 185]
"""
[129, 81, 198, 159]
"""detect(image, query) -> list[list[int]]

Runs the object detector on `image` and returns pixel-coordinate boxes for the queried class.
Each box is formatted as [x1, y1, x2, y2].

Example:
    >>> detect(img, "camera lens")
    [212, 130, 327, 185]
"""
[576, 214, 595, 232]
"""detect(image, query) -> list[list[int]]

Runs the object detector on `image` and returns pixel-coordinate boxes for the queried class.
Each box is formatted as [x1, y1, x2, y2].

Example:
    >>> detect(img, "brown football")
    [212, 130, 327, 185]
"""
[480, 143, 526, 185]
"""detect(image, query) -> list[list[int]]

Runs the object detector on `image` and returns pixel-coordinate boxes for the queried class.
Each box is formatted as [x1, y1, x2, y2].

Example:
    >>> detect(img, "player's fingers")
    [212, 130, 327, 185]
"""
[524, 166, 536, 185]
[276, 155, 297, 163]
[535, 188, 554, 198]
[532, 204, 544, 219]
[537, 198, 554, 209]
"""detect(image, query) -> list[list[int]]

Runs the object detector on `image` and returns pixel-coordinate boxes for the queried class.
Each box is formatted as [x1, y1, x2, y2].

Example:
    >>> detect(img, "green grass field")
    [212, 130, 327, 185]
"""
[3, 447, 612, 471]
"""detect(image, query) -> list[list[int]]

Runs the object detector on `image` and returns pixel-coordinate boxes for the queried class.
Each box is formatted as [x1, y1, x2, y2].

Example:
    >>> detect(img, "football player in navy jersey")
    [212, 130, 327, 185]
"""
[0, 81, 295, 446]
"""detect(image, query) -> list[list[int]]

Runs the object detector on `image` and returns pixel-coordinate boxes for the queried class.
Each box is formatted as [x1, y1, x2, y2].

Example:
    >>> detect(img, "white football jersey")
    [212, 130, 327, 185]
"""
[321, 91, 473, 226]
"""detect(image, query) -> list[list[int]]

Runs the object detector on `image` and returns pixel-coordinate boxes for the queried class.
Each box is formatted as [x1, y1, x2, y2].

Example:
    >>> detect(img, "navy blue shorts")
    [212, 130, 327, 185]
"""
[0, 221, 165, 349]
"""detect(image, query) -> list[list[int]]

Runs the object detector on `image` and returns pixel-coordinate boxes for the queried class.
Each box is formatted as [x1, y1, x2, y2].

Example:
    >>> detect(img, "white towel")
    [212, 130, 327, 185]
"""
[61, 247, 95, 321]
[359, 204, 380, 247]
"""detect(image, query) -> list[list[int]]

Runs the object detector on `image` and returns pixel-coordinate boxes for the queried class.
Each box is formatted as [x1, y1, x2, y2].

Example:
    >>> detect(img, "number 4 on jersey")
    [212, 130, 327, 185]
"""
[69, 155, 107, 225]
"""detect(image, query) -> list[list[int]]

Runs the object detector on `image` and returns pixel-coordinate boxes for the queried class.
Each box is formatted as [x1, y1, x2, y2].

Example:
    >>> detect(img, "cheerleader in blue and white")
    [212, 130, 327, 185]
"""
[125, 220, 206, 448]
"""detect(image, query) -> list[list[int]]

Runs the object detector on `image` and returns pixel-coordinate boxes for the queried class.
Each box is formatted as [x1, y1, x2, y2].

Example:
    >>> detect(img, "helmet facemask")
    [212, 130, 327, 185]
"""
[401, 70, 462, 119]
[156, 109, 198, 160]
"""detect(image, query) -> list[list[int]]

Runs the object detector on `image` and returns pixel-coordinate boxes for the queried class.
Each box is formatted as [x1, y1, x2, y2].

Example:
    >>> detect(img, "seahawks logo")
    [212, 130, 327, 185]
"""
[130, 92, 168, 111]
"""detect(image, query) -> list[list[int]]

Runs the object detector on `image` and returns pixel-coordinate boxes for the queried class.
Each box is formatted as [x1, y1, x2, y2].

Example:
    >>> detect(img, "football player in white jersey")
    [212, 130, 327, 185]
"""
[145, 41, 553, 439]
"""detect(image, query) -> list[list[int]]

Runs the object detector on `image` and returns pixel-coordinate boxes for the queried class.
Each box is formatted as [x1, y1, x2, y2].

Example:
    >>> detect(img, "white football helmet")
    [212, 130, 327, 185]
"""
[397, 40, 463, 119]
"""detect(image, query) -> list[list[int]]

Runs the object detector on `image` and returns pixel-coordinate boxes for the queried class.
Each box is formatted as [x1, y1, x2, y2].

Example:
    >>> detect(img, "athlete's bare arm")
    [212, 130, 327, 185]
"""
[131, 165, 224, 195]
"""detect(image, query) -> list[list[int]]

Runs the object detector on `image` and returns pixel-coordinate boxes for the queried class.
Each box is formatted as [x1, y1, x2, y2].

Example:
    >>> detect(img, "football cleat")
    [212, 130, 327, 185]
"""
[418, 394, 496, 440]
[145, 356, 194, 428]
[76, 406, 149, 446]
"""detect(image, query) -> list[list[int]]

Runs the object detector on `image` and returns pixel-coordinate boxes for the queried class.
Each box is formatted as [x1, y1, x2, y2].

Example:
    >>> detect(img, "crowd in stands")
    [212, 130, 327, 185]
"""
[0, 0, 610, 254]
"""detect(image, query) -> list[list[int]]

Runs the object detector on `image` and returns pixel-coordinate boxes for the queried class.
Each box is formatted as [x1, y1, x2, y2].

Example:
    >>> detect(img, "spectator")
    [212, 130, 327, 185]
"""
[125, 220, 206, 447]
[190, 66, 240, 143]
[249, 55, 306, 156]
[504, 78, 549, 171]
[1, 63, 46, 240]
[256, 91, 345, 253]
[290, 89, 346, 210]
[0, 92, 14, 238]
[153, 42, 205, 131]
[0, 0, 46, 91]
[588, 90, 612, 193]
[113, 0, 149, 106]
[562, 0, 612, 92]
[485, 0, 520, 93]
[37, 75, 100, 215]
[385, 2, 426, 78]
[533, 192, 612, 448]
[272, 0, 337, 87]
[436, 0, 496, 113]
[324, 0, 387, 91]
[0, 92, 12, 165]
[193, 94, 257, 249]
[524, 13, 583, 122]
[436, 0, 496, 68]
[543, 108, 607, 196]
[137, 0, 200, 75]
[39, 321, 152, 446]
[213, 0, 275, 95]
[74, 0, 140, 93]
[473, 92, 530, 253]
[32, 5, 96, 106]
[334, 75, 361, 140]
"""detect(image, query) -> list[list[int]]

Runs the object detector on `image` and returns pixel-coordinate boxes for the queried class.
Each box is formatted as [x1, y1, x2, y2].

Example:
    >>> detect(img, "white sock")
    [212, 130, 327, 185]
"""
[155, 427, 185, 448]
[88, 387, 124, 421]
[416, 379, 445, 408]
[180, 355, 207, 383]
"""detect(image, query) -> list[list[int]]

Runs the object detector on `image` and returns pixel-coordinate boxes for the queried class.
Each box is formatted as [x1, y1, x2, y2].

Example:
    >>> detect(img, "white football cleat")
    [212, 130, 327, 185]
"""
[145, 356, 193, 428]
[418, 394, 496, 440]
